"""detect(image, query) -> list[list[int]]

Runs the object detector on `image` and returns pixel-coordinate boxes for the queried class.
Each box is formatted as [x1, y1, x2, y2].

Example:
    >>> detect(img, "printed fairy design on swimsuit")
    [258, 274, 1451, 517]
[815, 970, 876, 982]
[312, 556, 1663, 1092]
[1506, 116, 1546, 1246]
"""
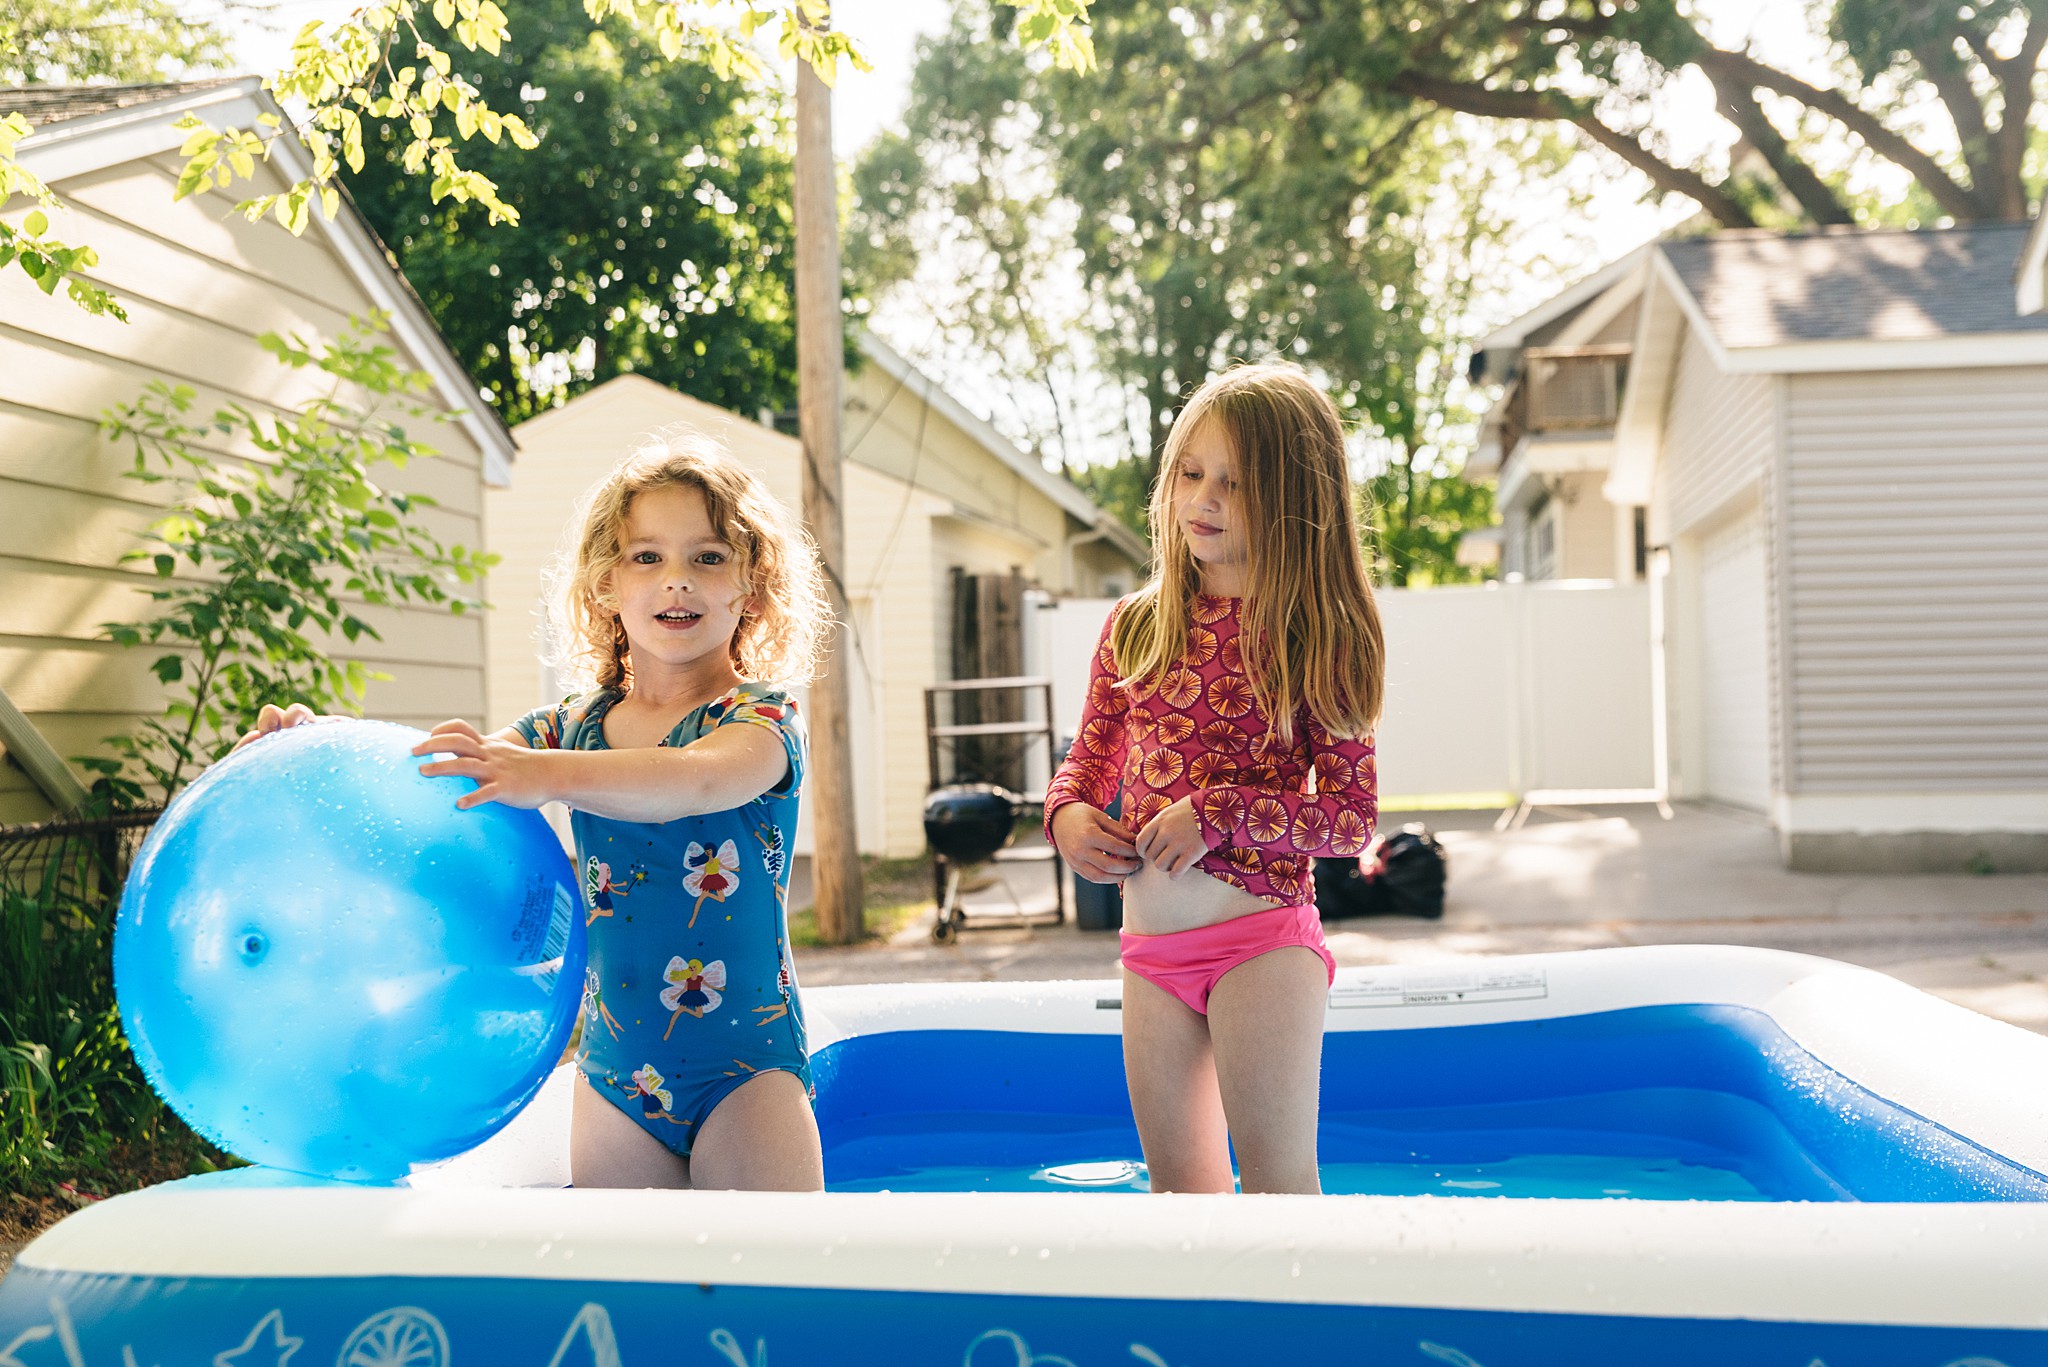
[751, 820, 792, 923]
[661, 955, 726, 1037]
[583, 856, 646, 926]
[581, 967, 623, 1039]
[754, 958, 794, 1028]
[511, 681, 812, 1158]
[682, 839, 742, 926]
[624, 1064, 687, 1126]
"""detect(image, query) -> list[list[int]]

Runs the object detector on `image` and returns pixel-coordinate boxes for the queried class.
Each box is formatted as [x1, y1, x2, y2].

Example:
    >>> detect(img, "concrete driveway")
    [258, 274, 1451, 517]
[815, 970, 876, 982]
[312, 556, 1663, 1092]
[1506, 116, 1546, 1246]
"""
[794, 802, 2048, 1034]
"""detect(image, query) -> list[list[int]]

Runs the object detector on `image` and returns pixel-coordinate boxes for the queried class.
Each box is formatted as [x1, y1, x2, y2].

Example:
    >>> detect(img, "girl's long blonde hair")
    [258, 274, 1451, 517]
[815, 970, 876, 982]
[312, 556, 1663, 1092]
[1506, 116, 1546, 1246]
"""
[1110, 363, 1385, 746]
[549, 432, 830, 693]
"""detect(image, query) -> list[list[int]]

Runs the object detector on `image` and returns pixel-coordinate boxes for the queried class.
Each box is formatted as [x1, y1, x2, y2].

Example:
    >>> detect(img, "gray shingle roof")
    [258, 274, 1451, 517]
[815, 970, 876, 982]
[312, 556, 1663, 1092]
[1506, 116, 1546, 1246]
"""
[0, 78, 243, 128]
[1661, 222, 2048, 349]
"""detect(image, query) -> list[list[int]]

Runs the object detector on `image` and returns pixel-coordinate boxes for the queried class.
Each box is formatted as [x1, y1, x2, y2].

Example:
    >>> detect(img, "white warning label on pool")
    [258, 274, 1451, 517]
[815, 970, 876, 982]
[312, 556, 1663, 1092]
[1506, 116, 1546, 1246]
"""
[1329, 967, 1548, 1009]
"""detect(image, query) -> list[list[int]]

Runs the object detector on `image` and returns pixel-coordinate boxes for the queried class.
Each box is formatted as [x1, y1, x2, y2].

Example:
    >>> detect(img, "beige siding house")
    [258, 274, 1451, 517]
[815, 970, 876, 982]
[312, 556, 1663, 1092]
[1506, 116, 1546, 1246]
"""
[0, 79, 515, 821]
[488, 343, 1145, 860]
[1471, 224, 2048, 871]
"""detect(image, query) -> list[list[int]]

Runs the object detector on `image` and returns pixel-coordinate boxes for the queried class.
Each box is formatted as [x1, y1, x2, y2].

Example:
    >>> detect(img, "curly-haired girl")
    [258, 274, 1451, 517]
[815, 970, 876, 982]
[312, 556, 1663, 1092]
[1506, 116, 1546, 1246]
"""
[241, 434, 832, 1192]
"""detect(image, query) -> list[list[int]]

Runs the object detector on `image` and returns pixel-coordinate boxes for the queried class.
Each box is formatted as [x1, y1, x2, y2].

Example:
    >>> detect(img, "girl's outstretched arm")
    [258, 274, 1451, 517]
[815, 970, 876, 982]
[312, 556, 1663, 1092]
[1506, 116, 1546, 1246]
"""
[413, 719, 788, 823]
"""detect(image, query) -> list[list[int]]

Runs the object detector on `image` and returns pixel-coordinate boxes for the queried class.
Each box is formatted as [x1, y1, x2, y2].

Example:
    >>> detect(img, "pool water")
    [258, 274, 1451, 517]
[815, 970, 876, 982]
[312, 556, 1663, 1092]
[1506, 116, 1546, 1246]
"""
[811, 1006, 2048, 1202]
[827, 1150, 1773, 1199]
[819, 1096, 1787, 1199]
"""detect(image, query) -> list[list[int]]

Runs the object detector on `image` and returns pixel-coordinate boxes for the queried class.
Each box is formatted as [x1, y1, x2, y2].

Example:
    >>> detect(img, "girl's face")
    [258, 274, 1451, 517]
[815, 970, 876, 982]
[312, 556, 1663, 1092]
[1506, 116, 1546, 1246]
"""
[609, 483, 750, 686]
[1170, 420, 1248, 591]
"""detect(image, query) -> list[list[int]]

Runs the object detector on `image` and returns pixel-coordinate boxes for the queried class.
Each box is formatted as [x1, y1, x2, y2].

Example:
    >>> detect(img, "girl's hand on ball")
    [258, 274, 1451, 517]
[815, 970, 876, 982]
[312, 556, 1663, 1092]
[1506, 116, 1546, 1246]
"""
[233, 702, 320, 752]
[413, 721, 554, 810]
[1135, 797, 1208, 877]
[1051, 803, 1140, 884]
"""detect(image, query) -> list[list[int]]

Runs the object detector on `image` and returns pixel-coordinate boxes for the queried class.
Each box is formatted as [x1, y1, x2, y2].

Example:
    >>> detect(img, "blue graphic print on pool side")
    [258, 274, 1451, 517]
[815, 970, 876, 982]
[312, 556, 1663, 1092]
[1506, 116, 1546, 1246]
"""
[1, 1273, 2041, 1366]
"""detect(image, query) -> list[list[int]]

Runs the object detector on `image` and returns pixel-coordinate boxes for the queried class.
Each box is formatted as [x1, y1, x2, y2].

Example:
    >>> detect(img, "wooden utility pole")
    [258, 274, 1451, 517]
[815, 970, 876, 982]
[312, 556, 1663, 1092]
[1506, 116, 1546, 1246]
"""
[793, 29, 864, 942]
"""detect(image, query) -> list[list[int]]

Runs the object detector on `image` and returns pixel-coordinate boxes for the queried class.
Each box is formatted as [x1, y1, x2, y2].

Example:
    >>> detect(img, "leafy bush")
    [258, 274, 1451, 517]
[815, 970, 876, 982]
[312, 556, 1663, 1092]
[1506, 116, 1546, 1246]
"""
[5, 314, 491, 1196]
[100, 312, 493, 794]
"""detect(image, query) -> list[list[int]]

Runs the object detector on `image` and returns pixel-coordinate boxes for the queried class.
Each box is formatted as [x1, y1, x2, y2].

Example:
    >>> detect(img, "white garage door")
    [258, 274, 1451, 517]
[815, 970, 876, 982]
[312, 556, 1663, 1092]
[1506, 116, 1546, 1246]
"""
[1698, 511, 1772, 810]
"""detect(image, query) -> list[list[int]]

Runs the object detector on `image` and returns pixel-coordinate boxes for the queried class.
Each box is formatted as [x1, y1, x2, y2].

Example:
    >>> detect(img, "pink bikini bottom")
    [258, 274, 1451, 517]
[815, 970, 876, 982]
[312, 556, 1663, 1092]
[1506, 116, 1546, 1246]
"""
[1120, 901, 1336, 1016]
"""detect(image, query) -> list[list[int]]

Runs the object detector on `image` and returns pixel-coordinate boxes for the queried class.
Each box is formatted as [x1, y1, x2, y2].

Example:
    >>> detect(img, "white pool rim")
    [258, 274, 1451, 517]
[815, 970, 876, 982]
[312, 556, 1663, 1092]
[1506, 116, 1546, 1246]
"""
[14, 945, 2048, 1331]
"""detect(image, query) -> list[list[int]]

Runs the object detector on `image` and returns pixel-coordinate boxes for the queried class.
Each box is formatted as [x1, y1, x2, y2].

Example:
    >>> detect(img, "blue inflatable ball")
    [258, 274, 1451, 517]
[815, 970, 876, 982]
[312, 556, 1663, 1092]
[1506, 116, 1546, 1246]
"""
[115, 719, 585, 1182]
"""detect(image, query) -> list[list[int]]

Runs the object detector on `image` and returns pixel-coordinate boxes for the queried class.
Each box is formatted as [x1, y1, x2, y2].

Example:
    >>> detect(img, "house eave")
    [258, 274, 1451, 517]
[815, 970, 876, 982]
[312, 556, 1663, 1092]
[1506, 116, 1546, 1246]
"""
[1717, 332, 2048, 374]
[1473, 243, 1653, 374]
[855, 332, 1146, 569]
[16, 78, 520, 488]
[11, 75, 260, 180]
[1604, 259, 1690, 508]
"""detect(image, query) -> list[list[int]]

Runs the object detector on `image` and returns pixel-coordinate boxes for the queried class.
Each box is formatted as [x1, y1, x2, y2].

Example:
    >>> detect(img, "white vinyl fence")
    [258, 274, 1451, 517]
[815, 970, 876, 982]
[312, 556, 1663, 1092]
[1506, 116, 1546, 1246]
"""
[1027, 581, 1655, 809]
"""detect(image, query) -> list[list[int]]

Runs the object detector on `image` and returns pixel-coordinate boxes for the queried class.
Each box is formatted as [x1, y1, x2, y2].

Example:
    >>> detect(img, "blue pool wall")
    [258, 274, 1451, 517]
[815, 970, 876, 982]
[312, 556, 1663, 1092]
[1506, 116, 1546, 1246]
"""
[809, 1004, 2048, 1202]
[8, 1268, 2048, 1367]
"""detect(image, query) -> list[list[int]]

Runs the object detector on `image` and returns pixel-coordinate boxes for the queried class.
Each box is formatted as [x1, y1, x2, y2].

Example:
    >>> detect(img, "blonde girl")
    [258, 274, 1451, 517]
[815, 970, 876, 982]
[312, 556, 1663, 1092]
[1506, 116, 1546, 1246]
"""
[242, 434, 831, 1191]
[1045, 364, 1384, 1194]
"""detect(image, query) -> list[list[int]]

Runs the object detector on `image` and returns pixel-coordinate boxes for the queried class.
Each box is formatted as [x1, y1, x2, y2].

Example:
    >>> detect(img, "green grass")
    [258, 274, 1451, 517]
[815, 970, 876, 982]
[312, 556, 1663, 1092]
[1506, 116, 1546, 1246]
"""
[787, 854, 935, 947]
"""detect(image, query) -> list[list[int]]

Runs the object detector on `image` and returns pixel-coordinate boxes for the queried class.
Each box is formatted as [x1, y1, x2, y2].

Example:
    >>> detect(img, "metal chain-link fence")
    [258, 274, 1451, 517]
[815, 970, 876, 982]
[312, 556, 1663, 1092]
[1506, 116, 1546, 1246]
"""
[0, 807, 163, 902]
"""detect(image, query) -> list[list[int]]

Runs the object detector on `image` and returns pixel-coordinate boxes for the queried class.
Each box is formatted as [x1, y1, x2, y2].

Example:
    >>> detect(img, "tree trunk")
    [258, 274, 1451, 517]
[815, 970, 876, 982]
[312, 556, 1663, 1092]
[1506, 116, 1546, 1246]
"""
[794, 36, 864, 944]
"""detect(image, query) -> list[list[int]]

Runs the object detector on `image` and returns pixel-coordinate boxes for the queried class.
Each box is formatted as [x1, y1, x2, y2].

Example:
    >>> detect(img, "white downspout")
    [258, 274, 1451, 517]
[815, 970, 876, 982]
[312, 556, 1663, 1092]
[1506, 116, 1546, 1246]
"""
[1062, 523, 1119, 593]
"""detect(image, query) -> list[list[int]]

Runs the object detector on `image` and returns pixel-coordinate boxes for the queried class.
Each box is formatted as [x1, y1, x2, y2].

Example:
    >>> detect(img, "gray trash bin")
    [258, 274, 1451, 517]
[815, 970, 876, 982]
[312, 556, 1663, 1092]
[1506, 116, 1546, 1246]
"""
[1069, 786, 1123, 931]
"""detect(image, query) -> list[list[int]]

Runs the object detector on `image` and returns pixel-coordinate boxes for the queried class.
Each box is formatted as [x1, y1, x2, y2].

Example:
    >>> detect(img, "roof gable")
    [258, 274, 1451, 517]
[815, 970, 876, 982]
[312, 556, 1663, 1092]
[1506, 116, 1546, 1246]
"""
[10, 78, 517, 484]
[854, 333, 1148, 565]
[1473, 245, 1650, 380]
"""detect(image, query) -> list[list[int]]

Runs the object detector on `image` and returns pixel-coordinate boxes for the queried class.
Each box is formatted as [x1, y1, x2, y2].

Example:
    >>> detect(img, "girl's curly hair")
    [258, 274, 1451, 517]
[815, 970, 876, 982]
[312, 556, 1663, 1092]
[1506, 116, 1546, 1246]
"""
[547, 431, 830, 694]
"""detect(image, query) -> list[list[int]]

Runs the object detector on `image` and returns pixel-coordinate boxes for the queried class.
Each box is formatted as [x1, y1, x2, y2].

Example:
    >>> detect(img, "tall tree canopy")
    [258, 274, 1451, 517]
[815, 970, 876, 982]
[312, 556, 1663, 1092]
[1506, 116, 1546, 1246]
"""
[856, 0, 1431, 479]
[1277, 0, 2045, 227]
[853, 0, 1547, 582]
[345, 0, 800, 422]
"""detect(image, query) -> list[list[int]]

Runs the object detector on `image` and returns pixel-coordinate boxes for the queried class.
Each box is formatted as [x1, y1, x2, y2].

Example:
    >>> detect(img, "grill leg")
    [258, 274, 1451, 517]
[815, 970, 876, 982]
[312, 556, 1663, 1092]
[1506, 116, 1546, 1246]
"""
[931, 861, 963, 944]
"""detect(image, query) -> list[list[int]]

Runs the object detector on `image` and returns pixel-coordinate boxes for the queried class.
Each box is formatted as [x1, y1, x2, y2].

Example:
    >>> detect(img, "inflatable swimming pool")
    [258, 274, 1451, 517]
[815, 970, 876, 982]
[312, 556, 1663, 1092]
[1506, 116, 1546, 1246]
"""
[5, 945, 2047, 1365]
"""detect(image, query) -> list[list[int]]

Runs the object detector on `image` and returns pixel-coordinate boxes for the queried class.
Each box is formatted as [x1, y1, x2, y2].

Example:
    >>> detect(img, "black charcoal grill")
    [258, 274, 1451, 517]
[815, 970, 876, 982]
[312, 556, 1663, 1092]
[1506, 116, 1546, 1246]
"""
[922, 675, 1068, 943]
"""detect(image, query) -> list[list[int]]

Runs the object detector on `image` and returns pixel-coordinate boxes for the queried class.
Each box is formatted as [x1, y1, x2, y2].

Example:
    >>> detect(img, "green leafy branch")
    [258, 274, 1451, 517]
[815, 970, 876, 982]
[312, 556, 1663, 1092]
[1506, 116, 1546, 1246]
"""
[99, 313, 495, 796]
[0, 112, 128, 320]
[171, 0, 1092, 238]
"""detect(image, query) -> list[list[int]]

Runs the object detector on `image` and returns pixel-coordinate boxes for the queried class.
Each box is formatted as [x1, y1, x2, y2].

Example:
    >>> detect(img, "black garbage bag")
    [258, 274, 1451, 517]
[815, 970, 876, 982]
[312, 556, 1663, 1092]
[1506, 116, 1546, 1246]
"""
[1313, 822, 1447, 921]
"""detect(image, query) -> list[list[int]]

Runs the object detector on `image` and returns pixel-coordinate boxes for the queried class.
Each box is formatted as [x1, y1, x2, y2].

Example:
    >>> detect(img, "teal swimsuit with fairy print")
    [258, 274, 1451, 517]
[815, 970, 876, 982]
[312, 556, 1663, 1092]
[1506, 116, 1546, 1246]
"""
[513, 683, 810, 1157]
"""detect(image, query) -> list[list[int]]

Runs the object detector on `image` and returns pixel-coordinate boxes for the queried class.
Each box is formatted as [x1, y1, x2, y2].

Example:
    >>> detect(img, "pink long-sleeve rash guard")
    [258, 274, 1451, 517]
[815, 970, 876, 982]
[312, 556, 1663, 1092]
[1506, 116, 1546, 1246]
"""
[1042, 593, 1378, 908]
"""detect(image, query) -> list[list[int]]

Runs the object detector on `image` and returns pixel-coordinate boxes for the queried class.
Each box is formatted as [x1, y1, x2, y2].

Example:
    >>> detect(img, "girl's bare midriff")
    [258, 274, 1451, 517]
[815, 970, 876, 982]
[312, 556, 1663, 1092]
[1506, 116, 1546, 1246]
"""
[1120, 859, 1276, 936]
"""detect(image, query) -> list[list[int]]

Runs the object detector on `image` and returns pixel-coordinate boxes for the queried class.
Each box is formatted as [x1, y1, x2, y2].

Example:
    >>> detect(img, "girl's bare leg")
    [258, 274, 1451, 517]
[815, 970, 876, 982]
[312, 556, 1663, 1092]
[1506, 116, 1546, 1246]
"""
[1207, 947, 1329, 1194]
[687, 1068, 824, 1192]
[1121, 966, 1235, 1193]
[570, 1075, 692, 1189]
